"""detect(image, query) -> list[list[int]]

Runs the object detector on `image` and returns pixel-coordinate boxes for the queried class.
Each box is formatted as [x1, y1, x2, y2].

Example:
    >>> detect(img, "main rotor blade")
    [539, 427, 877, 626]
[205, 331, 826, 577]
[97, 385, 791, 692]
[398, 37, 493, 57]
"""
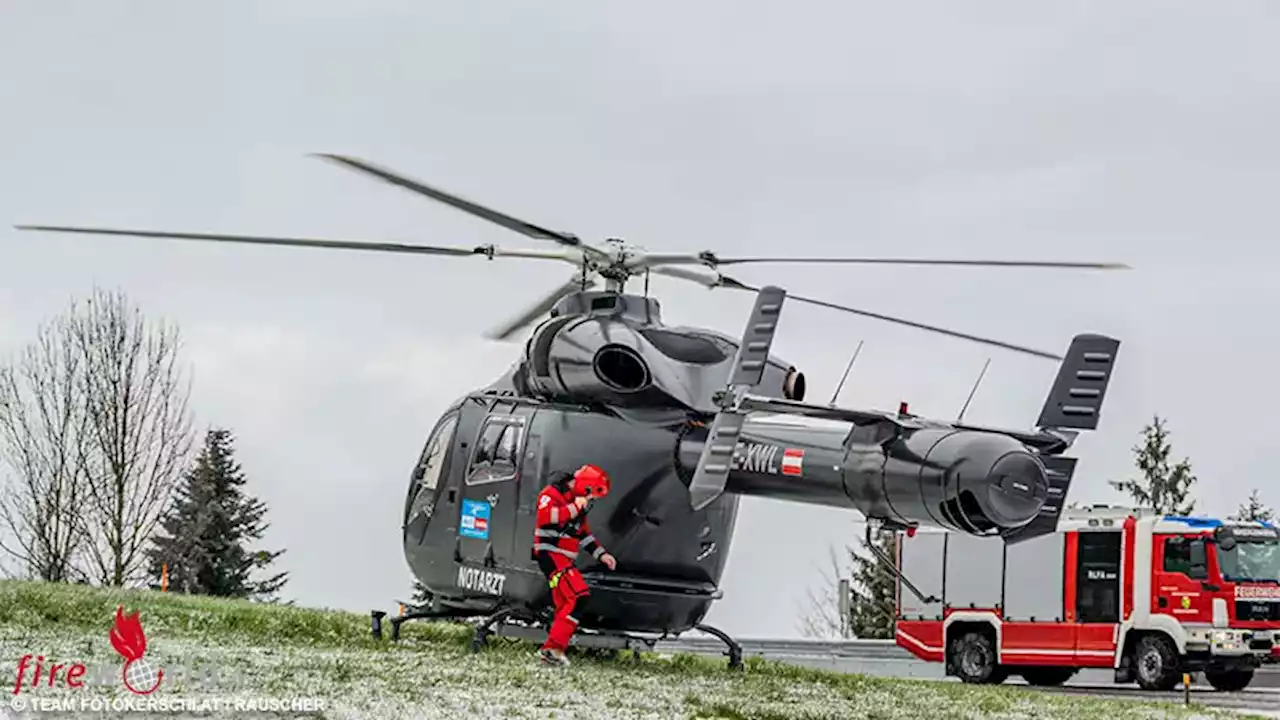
[13, 225, 581, 263]
[650, 266, 1062, 360]
[314, 154, 586, 248]
[484, 275, 591, 341]
[640, 253, 1129, 271]
[781, 290, 1063, 360]
[649, 265, 751, 290]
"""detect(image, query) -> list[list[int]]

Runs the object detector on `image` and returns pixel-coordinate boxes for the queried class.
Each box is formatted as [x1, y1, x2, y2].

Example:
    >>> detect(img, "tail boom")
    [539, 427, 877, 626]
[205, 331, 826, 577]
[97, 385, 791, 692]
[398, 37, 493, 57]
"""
[683, 286, 1121, 539]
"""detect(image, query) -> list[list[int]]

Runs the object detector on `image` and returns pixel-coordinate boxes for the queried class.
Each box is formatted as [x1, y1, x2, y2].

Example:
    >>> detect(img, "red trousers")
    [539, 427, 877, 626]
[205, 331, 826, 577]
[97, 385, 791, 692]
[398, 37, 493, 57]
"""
[536, 551, 590, 652]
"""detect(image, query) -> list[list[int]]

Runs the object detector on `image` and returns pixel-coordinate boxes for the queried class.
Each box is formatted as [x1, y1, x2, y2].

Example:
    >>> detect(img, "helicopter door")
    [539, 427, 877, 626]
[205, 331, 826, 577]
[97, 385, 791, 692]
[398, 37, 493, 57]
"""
[458, 401, 529, 576]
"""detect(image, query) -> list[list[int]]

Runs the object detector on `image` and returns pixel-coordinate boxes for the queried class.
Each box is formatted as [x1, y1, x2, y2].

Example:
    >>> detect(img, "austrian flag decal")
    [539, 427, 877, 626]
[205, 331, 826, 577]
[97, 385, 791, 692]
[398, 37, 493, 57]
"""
[781, 448, 803, 476]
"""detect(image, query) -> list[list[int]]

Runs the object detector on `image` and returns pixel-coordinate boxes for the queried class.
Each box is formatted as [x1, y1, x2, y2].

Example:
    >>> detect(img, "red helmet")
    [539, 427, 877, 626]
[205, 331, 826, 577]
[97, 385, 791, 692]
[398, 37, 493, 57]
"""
[571, 464, 611, 498]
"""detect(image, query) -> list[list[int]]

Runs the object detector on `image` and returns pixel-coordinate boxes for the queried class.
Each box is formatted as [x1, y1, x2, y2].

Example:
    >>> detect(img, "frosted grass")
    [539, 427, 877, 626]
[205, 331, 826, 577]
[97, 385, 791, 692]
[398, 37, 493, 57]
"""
[0, 581, 1266, 720]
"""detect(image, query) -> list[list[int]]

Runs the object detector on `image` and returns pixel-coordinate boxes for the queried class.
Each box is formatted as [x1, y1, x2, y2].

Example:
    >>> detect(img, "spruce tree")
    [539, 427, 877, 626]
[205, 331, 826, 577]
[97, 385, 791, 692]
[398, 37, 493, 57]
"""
[1108, 415, 1197, 515]
[1231, 489, 1275, 523]
[146, 429, 288, 600]
[847, 529, 897, 639]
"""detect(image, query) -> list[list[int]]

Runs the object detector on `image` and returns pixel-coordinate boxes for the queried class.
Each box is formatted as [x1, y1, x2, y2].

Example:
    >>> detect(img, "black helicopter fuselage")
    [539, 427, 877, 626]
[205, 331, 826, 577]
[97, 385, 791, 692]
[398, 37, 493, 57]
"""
[402, 395, 740, 633]
[401, 290, 804, 633]
[398, 290, 1117, 636]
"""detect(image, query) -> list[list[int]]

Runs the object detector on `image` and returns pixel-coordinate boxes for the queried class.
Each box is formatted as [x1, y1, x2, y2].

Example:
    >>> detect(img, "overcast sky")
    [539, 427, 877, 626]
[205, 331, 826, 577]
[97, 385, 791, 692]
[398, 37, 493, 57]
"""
[2, 1, 1277, 638]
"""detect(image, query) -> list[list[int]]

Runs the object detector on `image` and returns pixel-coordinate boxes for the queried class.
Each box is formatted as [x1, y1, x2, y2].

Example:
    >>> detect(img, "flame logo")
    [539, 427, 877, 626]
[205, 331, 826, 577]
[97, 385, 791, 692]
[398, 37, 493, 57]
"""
[109, 606, 163, 695]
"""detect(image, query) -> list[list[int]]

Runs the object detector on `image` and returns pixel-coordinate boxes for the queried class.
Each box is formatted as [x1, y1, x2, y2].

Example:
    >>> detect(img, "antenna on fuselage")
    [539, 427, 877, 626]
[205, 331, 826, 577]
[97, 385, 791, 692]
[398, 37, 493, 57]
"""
[955, 357, 992, 423]
[828, 340, 864, 406]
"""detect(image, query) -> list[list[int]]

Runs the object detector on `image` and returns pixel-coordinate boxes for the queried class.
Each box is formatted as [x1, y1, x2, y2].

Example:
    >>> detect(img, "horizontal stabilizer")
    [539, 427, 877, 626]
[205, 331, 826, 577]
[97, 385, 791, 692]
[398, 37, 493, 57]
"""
[688, 412, 746, 512]
[1036, 334, 1120, 431]
[689, 286, 787, 511]
[1002, 455, 1076, 544]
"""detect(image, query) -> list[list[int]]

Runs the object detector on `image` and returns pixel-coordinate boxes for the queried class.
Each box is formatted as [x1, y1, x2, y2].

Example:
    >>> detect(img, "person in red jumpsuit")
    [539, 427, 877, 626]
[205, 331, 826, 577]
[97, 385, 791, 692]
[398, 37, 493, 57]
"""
[533, 463, 616, 666]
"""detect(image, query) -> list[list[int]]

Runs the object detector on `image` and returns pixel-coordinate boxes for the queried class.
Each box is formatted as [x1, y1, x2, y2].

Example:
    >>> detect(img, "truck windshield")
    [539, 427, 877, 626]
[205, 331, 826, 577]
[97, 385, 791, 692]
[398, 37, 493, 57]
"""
[1217, 539, 1280, 584]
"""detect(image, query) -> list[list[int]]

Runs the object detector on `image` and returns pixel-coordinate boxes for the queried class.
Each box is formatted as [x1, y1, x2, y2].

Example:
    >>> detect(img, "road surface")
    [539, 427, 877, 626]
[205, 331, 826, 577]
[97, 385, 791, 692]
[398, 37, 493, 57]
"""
[654, 636, 1280, 716]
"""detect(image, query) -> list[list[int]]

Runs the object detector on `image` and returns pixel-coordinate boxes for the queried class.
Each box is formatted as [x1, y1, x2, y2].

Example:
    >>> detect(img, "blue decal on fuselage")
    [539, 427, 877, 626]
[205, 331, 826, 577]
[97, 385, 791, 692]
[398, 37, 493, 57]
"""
[460, 499, 491, 540]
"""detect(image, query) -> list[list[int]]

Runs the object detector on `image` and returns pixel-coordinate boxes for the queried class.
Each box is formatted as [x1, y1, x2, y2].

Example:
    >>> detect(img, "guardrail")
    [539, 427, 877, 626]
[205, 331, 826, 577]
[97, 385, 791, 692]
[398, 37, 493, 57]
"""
[656, 637, 905, 659]
[653, 635, 1280, 684]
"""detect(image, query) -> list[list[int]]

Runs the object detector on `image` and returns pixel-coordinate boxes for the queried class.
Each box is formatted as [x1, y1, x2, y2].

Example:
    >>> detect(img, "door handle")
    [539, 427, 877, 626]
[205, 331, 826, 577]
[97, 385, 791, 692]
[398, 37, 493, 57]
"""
[448, 488, 457, 503]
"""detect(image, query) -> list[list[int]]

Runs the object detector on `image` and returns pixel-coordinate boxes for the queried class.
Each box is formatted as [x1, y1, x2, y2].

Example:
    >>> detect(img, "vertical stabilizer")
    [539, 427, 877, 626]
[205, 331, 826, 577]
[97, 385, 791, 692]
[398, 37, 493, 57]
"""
[1036, 334, 1121, 431]
[1007, 333, 1120, 543]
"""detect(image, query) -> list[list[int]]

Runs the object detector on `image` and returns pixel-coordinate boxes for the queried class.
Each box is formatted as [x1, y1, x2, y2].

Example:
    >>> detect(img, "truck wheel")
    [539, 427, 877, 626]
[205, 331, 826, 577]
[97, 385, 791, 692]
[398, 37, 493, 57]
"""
[950, 631, 1004, 684]
[1133, 634, 1180, 691]
[1205, 668, 1253, 692]
[1021, 666, 1076, 687]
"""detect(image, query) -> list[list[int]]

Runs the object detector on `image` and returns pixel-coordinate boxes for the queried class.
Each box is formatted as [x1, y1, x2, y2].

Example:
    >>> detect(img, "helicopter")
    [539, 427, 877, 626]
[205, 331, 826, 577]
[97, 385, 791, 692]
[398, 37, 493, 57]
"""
[15, 153, 1126, 667]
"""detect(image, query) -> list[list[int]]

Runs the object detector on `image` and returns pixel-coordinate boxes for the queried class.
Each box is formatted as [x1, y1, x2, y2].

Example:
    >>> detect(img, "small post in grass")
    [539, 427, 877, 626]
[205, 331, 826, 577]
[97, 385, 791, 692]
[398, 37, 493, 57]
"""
[1182, 672, 1191, 705]
[838, 579, 851, 638]
[161, 564, 168, 593]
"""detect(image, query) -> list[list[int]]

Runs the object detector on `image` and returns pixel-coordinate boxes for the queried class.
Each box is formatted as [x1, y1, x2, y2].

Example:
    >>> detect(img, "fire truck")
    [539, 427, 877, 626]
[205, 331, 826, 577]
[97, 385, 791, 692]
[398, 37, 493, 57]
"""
[891, 505, 1280, 691]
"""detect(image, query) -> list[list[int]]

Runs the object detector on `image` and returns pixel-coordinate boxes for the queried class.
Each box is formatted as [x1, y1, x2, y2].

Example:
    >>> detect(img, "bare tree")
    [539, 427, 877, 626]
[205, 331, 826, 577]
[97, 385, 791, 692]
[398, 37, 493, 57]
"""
[0, 315, 91, 582]
[797, 521, 899, 640]
[67, 289, 195, 586]
[797, 543, 847, 639]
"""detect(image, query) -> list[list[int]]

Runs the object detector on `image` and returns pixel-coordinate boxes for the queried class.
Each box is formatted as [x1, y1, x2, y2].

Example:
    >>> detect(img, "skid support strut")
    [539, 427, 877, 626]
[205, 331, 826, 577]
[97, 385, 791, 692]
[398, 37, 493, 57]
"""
[471, 607, 530, 652]
[371, 604, 474, 642]
[694, 623, 743, 670]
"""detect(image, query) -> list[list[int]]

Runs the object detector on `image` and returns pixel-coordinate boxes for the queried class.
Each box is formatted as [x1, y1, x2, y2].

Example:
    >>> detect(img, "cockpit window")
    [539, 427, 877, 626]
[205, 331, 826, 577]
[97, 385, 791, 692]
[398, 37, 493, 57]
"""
[404, 412, 459, 527]
[417, 414, 458, 492]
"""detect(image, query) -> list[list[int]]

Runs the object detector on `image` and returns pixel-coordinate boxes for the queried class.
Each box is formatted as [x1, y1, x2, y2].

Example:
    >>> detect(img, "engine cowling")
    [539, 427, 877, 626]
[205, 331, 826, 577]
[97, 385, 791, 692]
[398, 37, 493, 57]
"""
[519, 312, 805, 410]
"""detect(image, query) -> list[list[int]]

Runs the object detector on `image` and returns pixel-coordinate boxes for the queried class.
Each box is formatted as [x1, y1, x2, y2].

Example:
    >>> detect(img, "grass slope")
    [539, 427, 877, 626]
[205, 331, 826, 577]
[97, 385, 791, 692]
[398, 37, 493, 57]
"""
[0, 580, 1261, 719]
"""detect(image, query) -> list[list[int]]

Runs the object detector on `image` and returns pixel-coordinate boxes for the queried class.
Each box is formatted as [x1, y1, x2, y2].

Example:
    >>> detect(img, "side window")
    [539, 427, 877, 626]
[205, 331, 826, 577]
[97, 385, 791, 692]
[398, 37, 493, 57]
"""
[495, 423, 519, 465]
[472, 420, 505, 467]
[1163, 536, 1208, 579]
[1163, 537, 1191, 574]
[467, 417, 522, 485]
[1075, 531, 1121, 623]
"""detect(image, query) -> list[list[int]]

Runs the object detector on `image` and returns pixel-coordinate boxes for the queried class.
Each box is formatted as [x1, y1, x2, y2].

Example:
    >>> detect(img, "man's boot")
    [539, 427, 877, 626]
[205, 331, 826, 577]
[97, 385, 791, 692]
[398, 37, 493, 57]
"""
[538, 647, 570, 667]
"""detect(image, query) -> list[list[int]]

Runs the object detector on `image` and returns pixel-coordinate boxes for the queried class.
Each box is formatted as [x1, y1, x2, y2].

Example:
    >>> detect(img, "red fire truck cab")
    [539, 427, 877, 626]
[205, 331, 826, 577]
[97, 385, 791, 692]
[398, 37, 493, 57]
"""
[893, 505, 1280, 691]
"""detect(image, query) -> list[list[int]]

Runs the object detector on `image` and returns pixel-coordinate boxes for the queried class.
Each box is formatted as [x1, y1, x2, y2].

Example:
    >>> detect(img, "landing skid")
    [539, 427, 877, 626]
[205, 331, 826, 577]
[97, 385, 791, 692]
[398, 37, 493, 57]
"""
[480, 620, 653, 658]
[371, 604, 742, 670]
[693, 623, 744, 670]
[370, 603, 480, 642]
[470, 614, 743, 669]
